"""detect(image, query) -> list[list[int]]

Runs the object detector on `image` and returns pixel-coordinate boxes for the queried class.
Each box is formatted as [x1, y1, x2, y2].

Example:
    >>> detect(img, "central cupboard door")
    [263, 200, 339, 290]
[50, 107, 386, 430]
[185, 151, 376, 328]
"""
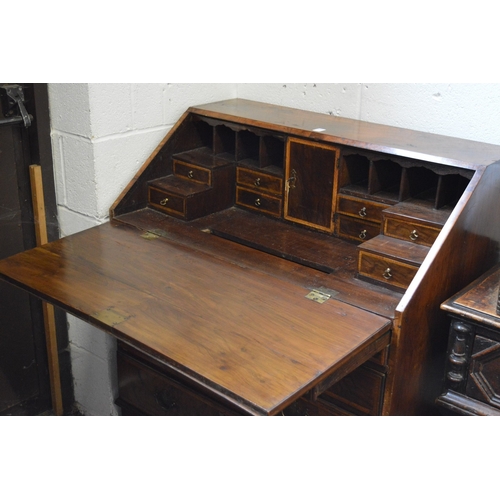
[284, 138, 339, 232]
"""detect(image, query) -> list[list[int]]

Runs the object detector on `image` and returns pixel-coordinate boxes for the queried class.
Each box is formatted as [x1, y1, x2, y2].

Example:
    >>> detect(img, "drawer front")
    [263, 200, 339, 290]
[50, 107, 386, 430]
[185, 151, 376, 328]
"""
[149, 187, 185, 216]
[337, 214, 380, 243]
[384, 218, 440, 246]
[318, 363, 386, 416]
[236, 187, 282, 217]
[173, 160, 211, 185]
[117, 351, 236, 416]
[237, 167, 283, 196]
[358, 251, 419, 289]
[337, 195, 389, 223]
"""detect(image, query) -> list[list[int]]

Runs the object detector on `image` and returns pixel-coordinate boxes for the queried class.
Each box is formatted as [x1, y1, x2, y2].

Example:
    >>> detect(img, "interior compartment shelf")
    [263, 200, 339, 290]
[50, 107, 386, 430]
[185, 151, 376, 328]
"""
[338, 150, 471, 211]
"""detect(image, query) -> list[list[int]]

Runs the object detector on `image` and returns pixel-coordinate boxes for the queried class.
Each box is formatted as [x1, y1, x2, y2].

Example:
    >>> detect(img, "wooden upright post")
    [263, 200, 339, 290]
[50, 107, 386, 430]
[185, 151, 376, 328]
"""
[29, 164, 63, 416]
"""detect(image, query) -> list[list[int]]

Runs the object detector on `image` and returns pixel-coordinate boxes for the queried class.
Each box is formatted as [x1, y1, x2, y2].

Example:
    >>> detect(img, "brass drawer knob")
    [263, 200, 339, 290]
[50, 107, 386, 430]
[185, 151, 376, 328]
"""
[254, 177, 261, 187]
[359, 229, 367, 240]
[383, 268, 392, 280]
[410, 229, 419, 241]
[187, 170, 194, 179]
[160, 197, 169, 206]
[255, 198, 261, 207]
[359, 207, 367, 218]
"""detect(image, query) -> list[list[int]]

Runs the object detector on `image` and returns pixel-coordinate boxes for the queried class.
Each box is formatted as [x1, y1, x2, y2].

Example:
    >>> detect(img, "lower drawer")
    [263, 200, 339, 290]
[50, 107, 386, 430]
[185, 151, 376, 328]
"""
[358, 250, 419, 290]
[117, 350, 238, 416]
[149, 187, 185, 217]
[337, 214, 380, 243]
[236, 186, 282, 217]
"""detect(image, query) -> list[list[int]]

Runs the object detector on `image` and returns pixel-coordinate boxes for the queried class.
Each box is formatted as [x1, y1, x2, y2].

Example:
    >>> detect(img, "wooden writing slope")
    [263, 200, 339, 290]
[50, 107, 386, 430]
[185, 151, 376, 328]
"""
[2, 99, 500, 415]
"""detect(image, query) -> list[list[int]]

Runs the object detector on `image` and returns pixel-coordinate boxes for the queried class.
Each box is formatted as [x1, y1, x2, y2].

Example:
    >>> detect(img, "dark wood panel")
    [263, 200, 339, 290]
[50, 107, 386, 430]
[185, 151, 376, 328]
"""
[466, 334, 500, 407]
[284, 138, 339, 232]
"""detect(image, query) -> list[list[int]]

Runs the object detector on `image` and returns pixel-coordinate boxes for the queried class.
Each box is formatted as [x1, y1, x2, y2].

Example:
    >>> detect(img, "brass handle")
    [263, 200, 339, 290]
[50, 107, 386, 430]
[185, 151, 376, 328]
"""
[187, 170, 194, 179]
[410, 229, 419, 241]
[359, 229, 367, 240]
[254, 177, 261, 187]
[159, 197, 169, 206]
[383, 268, 392, 280]
[287, 169, 297, 190]
[255, 198, 261, 207]
[359, 207, 367, 218]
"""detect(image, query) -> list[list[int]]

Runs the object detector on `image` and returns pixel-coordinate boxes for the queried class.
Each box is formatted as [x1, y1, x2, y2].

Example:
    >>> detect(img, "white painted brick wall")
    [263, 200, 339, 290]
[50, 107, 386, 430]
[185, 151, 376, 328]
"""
[48, 83, 237, 415]
[237, 83, 500, 145]
[48, 83, 500, 415]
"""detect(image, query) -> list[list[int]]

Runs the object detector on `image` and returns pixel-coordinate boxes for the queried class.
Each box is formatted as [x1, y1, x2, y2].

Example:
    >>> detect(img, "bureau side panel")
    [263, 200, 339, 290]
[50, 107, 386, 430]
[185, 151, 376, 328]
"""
[384, 162, 500, 415]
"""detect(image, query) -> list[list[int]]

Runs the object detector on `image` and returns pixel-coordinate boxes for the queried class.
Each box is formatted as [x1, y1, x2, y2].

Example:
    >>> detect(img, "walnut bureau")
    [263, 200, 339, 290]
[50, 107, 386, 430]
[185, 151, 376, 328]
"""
[2, 99, 500, 415]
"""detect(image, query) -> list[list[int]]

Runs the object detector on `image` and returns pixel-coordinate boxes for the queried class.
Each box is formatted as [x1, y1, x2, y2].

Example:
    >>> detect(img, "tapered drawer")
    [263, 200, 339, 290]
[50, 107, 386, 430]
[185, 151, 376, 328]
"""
[173, 160, 211, 185]
[117, 350, 237, 416]
[237, 167, 283, 196]
[358, 250, 419, 290]
[337, 194, 390, 223]
[149, 186, 185, 216]
[337, 214, 380, 243]
[236, 187, 282, 217]
[384, 218, 440, 246]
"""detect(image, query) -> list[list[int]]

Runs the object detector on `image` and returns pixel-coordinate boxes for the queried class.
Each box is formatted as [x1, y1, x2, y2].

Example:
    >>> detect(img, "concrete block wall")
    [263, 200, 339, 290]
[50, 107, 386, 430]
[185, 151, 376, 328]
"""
[237, 83, 500, 145]
[48, 83, 500, 415]
[48, 83, 237, 415]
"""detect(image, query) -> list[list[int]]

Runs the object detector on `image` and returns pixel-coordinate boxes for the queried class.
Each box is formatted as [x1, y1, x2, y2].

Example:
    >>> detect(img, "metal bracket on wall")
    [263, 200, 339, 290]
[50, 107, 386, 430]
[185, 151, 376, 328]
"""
[0, 84, 32, 127]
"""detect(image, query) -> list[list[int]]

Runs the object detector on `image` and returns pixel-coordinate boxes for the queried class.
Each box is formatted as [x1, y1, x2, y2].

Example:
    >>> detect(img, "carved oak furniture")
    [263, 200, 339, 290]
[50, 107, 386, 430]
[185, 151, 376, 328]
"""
[438, 265, 500, 415]
[1, 99, 500, 415]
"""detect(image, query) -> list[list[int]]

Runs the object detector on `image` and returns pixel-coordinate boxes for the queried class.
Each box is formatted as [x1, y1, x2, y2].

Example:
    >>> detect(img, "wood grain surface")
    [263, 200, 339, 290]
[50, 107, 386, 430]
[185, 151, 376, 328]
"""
[0, 221, 391, 415]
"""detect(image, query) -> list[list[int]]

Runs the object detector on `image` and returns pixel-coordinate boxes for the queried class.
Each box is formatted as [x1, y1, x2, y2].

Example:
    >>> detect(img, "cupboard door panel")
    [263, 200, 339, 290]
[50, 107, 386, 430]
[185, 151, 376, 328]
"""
[284, 138, 339, 232]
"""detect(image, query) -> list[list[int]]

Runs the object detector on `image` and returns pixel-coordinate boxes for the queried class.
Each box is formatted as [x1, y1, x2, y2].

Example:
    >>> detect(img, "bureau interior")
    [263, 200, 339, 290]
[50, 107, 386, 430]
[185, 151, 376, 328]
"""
[135, 113, 473, 292]
[152, 115, 472, 220]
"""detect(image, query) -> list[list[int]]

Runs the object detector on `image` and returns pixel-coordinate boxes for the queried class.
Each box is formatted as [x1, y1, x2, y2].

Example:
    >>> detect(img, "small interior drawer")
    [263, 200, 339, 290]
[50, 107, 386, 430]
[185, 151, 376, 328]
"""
[173, 160, 211, 185]
[237, 167, 283, 196]
[337, 214, 380, 243]
[149, 187, 185, 216]
[337, 195, 390, 223]
[358, 250, 419, 290]
[236, 186, 282, 217]
[384, 218, 440, 246]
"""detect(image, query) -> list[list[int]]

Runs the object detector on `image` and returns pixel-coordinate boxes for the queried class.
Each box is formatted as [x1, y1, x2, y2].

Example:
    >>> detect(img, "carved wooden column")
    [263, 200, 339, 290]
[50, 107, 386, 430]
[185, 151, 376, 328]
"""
[445, 320, 474, 392]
